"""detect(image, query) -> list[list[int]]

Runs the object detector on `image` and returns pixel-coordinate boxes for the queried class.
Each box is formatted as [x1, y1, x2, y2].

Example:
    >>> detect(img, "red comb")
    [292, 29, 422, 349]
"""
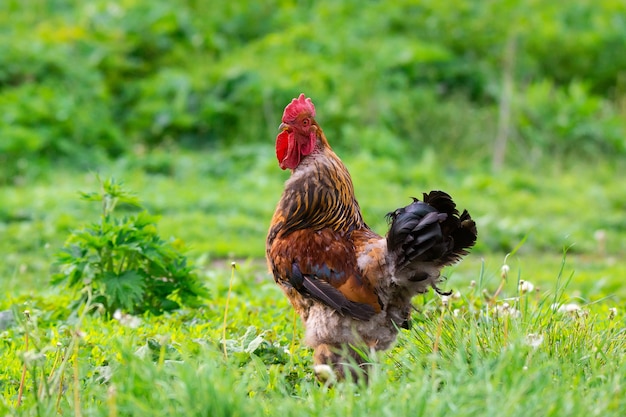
[282, 93, 316, 123]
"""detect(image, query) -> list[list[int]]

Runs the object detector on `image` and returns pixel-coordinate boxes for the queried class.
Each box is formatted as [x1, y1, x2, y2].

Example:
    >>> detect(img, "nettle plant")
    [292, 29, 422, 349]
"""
[53, 177, 208, 317]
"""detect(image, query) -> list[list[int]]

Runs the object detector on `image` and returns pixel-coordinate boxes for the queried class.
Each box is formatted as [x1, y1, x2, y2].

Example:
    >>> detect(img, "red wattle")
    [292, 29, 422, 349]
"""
[276, 130, 289, 164]
[276, 131, 301, 170]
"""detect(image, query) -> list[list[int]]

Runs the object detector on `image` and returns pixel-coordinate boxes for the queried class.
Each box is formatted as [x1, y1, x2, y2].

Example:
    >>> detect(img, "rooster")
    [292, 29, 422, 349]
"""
[266, 94, 477, 381]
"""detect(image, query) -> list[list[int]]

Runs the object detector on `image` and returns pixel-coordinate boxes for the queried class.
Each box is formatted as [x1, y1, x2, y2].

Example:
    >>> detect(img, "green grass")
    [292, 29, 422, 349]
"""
[1, 256, 624, 416]
[1, 147, 625, 416]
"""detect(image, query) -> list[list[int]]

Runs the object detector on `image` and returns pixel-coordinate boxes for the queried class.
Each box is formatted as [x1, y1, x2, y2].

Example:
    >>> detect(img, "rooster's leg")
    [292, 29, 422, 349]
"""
[313, 343, 372, 383]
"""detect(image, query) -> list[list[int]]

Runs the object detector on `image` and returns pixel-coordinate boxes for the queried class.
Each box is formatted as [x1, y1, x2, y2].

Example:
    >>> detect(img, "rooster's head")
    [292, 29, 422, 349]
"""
[276, 93, 319, 170]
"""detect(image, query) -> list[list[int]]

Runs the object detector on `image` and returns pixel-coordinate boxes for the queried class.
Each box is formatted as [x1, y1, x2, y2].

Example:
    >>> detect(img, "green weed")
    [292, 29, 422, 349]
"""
[52, 177, 208, 317]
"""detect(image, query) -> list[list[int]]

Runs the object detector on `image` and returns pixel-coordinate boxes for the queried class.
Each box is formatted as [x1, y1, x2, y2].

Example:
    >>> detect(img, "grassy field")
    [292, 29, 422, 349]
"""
[2, 0, 626, 415]
[1, 147, 625, 416]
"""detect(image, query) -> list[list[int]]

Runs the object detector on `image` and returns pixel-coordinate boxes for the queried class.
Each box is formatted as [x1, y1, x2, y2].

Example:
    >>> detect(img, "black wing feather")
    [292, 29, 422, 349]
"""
[288, 263, 376, 321]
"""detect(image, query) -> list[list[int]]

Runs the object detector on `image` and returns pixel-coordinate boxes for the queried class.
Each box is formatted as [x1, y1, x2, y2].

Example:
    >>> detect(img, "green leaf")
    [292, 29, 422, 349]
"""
[101, 270, 146, 313]
[79, 191, 102, 202]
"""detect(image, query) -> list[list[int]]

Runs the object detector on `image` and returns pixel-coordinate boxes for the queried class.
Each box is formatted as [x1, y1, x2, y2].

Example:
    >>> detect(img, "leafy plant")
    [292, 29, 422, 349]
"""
[52, 177, 208, 317]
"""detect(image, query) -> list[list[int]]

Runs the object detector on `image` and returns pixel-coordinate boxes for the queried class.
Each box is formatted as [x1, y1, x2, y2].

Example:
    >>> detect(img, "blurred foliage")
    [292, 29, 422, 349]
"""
[1, 0, 625, 182]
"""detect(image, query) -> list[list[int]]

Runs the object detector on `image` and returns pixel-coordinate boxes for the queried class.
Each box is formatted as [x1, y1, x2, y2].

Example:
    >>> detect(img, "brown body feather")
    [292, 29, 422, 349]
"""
[267, 97, 477, 380]
[267, 145, 382, 319]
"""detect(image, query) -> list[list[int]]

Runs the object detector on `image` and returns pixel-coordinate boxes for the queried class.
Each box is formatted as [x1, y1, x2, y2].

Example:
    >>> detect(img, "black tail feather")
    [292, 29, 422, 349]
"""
[386, 191, 477, 271]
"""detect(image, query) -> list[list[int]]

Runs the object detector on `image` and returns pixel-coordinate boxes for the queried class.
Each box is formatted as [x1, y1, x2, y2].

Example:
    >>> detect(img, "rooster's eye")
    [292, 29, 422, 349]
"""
[302, 118, 309, 126]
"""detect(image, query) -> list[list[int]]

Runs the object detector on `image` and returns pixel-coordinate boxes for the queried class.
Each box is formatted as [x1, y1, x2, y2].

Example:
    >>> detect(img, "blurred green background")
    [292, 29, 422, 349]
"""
[1, 0, 625, 296]
[2, 0, 626, 168]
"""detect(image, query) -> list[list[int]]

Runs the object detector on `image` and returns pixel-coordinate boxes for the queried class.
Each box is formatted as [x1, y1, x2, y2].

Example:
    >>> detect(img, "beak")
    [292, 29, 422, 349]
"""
[279, 122, 289, 131]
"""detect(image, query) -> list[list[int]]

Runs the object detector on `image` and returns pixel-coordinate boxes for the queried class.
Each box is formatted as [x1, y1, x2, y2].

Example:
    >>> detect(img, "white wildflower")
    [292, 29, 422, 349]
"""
[518, 280, 534, 294]
[494, 302, 521, 318]
[469, 280, 476, 288]
[555, 303, 581, 313]
[500, 264, 510, 279]
[113, 309, 142, 328]
[608, 308, 617, 320]
[525, 333, 544, 348]
[441, 295, 450, 307]
[552, 302, 589, 318]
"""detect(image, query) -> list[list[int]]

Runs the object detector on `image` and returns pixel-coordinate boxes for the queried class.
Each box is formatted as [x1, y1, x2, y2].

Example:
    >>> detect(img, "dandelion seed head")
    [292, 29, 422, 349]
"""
[525, 333, 544, 348]
[555, 303, 581, 313]
[500, 264, 510, 279]
[518, 280, 535, 294]
[441, 295, 450, 307]
[494, 303, 521, 318]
